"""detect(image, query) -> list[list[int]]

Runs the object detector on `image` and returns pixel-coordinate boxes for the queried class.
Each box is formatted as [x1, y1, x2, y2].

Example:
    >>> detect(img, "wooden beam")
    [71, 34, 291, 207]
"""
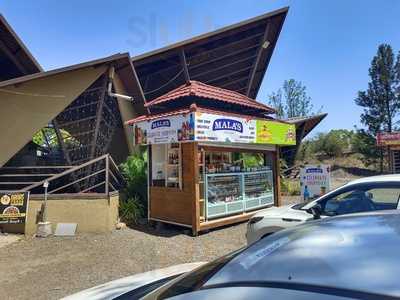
[191, 54, 256, 80]
[189, 43, 258, 71]
[246, 21, 271, 97]
[136, 33, 262, 78]
[0, 39, 28, 74]
[179, 48, 190, 83]
[204, 65, 253, 85]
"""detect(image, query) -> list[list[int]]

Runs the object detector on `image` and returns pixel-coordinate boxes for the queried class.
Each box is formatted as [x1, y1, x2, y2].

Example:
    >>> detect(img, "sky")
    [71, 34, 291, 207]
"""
[1, 0, 400, 134]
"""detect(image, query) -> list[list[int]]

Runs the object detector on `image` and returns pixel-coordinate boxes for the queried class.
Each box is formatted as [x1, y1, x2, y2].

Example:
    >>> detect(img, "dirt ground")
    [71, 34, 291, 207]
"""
[0, 191, 349, 300]
[0, 222, 247, 300]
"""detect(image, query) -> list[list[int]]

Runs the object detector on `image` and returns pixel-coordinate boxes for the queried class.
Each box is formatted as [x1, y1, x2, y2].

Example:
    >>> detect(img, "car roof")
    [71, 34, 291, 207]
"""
[344, 174, 400, 186]
[203, 210, 400, 298]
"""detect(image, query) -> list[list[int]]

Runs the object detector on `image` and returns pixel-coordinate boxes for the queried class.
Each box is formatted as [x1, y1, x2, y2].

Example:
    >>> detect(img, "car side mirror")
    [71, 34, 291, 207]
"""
[309, 204, 322, 220]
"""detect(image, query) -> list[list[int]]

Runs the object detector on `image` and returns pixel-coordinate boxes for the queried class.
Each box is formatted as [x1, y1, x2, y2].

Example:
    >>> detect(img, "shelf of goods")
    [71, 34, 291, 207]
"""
[205, 170, 274, 219]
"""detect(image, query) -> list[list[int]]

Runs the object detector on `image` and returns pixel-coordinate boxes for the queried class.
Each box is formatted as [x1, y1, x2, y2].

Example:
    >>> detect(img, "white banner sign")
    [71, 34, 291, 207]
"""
[195, 112, 256, 143]
[300, 165, 331, 201]
[134, 113, 194, 144]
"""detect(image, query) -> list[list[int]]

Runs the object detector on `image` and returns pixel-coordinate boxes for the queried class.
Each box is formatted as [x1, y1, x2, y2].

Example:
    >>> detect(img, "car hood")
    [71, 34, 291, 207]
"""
[254, 204, 311, 221]
[61, 262, 206, 300]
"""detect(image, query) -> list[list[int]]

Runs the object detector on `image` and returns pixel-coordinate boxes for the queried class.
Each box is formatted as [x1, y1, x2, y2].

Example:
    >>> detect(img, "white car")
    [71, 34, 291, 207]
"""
[246, 174, 400, 245]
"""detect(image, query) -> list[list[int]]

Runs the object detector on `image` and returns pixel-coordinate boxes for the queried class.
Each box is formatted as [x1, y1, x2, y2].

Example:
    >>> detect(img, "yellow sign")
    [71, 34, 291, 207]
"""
[256, 121, 296, 145]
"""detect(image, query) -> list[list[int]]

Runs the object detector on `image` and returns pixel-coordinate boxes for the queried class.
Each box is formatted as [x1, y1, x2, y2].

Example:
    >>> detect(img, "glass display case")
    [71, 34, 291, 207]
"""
[244, 171, 274, 210]
[205, 170, 274, 219]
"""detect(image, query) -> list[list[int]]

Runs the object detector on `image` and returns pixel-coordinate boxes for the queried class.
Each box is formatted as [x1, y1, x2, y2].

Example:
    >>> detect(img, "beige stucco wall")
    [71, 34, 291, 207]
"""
[3, 192, 119, 236]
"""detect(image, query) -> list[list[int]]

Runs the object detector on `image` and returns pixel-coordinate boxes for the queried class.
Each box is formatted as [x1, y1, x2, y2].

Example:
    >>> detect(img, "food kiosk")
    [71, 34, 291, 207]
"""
[127, 81, 295, 235]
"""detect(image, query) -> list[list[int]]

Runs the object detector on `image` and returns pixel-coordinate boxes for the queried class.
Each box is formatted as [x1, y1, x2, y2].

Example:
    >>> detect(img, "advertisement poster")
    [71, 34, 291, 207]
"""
[134, 113, 195, 144]
[133, 111, 297, 146]
[300, 165, 331, 201]
[256, 120, 296, 145]
[0, 192, 29, 224]
[194, 112, 256, 143]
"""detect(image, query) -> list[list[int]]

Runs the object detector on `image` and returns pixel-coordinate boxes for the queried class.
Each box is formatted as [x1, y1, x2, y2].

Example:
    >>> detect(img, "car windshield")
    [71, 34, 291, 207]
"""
[158, 212, 400, 299]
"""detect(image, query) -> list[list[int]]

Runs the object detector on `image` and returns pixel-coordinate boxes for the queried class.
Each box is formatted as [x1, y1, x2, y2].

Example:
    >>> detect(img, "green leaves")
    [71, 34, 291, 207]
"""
[119, 150, 148, 220]
[268, 79, 317, 119]
[355, 44, 400, 135]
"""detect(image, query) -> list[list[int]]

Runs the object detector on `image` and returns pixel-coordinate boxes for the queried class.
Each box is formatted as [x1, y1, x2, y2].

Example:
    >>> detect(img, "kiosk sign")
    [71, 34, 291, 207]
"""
[0, 192, 29, 224]
[133, 111, 296, 146]
[300, 165, 331, 201]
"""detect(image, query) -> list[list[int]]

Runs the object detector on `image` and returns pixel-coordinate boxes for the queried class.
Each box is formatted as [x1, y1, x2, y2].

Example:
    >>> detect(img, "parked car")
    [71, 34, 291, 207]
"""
[246, 174, 400, 245]
[63, 211, 400, 299]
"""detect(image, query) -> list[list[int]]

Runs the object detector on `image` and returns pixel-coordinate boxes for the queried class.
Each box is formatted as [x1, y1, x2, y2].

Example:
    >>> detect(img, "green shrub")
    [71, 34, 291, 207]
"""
[119, 196, 144, 225]
[120, 150, 147, 210]
[280, 178, 300, 196]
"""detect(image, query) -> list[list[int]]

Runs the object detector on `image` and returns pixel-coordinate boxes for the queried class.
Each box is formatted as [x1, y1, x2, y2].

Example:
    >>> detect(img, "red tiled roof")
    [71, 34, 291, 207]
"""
[144, 80, 276, 113]
[125, 108, 192, 125]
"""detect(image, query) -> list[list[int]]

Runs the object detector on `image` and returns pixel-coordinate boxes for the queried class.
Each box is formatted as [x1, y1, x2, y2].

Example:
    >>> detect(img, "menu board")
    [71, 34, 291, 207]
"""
[0, 192, 29, 224]
[133, 111, 296, 146]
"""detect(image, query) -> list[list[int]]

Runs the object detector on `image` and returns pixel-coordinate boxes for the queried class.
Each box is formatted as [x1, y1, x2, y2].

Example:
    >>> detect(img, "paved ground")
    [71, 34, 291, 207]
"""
[0, 222, 247, 300]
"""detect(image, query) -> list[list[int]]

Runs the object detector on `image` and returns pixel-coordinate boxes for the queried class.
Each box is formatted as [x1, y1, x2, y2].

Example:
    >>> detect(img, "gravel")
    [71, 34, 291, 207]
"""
[0, 222, 247, 300]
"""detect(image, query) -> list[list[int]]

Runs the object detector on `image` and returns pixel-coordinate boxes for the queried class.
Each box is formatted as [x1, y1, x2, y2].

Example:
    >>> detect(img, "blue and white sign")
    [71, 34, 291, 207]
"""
[300, 165, 331, 201]
[151, 119, 171, 129]
[212, 118, 243, 133]
[195, 112, 256, 143]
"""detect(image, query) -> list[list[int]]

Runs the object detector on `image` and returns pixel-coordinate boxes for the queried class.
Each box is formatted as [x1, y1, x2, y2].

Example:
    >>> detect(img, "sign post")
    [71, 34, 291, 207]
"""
[36, 180, 52, 237]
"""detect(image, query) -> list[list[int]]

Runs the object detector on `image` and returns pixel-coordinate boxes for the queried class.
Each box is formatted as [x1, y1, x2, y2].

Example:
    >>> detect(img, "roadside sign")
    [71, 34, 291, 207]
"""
[0, 192, 29, 224]
[300, 165, 331, 201]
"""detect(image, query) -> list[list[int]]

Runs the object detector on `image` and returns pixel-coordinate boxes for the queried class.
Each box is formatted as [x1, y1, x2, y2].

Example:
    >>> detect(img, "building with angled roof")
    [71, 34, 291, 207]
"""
[0, 7, 326, 196]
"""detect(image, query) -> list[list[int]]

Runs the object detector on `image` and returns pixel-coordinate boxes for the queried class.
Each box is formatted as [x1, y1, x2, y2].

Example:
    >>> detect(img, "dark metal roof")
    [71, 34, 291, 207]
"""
[131, 7, 288, 102]
[0, 14, 42, 80]
[285, 113, 328, 140]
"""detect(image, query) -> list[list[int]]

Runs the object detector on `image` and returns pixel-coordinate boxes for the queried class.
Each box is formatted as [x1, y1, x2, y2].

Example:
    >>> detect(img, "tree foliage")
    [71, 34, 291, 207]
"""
[355, 44, 400, 134]
[354, 44, 400, 172]
[119, 149, 148, 221]
[351, 129, 381, 167]
[269, 79, 316, 119]
[306, 130, 353, 158]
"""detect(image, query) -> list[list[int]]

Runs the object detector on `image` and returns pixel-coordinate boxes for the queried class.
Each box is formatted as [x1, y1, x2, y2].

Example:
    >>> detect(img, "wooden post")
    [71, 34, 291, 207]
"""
[192, 142, 200, 236]
[274, 146, 282, 207]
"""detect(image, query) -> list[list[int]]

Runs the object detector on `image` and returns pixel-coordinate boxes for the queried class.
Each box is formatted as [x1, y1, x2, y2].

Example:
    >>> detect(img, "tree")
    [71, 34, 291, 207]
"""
[351, 129, 381, 167]
[269, 90, 284, 118]
[310, 130, 351, 158]
[355, 44, 400, 135]
[268, 79, 315, 118]
[355, 44, 400, 172]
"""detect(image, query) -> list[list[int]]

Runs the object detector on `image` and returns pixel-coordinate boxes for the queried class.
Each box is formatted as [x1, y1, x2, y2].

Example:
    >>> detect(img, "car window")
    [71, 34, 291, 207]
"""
[319, 185, 400, 216]
[367, 188, 400, 209]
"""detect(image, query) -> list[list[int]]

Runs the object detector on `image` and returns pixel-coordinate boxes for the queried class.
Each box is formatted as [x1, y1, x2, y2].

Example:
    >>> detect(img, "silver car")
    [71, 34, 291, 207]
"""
[65, 210, 400, 299]
[247, 174, 400, 245]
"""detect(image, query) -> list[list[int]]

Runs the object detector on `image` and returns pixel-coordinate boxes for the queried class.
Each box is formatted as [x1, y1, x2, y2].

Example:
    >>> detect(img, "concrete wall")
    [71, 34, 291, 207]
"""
[3, 192, 119, 236]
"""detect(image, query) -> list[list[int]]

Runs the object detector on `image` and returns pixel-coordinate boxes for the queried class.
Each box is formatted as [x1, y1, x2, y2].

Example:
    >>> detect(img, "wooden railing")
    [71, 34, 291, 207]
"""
[0, 154, 124, 195]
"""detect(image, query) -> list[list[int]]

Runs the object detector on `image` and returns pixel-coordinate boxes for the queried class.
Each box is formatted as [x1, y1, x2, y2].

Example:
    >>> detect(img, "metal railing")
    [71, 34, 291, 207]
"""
[0, 154, 124, 195]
